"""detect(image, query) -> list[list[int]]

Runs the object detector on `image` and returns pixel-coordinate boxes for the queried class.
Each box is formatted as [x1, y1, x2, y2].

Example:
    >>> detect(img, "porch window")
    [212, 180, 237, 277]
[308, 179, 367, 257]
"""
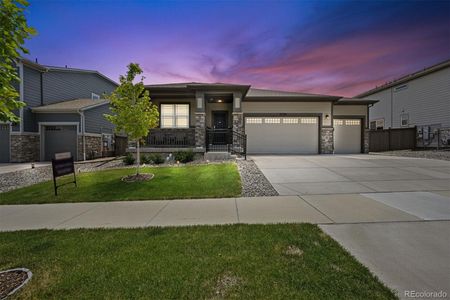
[161, 104, 189, 128]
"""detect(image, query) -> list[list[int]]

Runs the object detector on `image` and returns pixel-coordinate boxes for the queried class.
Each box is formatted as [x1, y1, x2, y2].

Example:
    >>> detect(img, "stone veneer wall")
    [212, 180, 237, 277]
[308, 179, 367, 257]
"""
[320, 127, 334, 154]
[195, 113, 206, 149]
[78, 135, 102, 161]
[363, 129, 370, 153]
[232, 113, 244, 150]
[10, 134, 40, 162]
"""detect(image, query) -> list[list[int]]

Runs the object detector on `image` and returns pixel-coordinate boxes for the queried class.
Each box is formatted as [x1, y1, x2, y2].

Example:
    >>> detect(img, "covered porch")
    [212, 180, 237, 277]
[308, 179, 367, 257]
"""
[139, 83, 248, 157]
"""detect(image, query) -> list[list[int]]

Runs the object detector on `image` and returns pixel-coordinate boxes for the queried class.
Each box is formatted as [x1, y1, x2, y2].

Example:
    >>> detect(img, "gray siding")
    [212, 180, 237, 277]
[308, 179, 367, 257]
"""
[35, 113, 81, 132]
[367, 66, 450, 128]
[84, 104, 114, 134]
[23, 66, 42, 132]
[42, 71, 117, 105]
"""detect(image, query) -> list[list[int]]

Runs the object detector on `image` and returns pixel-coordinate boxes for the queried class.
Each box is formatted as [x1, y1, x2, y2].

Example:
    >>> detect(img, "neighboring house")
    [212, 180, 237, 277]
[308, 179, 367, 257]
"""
[356, 59, 450, 131]
[141, 83, 377, 156]
[0, 59, 118, 163]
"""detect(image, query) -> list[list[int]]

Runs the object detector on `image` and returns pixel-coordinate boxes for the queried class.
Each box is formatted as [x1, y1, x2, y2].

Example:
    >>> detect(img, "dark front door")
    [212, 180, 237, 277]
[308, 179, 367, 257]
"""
[213, 111, 228, 129]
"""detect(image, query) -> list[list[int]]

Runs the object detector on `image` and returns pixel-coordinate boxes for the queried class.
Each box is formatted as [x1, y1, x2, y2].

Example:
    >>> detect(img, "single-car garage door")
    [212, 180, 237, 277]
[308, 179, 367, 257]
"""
[245, 116, 319, 154]
[0, 124, 10, 162]
[44, 125, 78, 161]
[334, 119, 362, 154]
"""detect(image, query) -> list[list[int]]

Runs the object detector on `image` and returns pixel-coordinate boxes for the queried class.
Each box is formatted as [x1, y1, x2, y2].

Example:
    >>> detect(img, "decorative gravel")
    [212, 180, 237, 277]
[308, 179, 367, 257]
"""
[236, 159, 278, 197]
[0, 268, 32, 299]
[372, 149, 450, 161]
[0, 158, 126, 193]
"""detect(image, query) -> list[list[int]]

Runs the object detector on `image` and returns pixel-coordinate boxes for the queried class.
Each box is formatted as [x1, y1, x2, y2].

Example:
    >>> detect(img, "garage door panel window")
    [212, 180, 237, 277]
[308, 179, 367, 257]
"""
[246, 118, 263, 124]
[264, 118, 281, 124]
[300, 117, 317, 124]
[334, 119, 344, 126]
[161, 104, 189, 128]
[345, 120, 360, 126]
[282, 118, 299, 124]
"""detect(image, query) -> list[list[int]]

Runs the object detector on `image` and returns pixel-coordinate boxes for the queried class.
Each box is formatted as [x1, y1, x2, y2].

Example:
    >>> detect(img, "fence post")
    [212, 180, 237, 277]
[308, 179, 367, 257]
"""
[437, 129, 440, 150]
[388, 128, 391, 151]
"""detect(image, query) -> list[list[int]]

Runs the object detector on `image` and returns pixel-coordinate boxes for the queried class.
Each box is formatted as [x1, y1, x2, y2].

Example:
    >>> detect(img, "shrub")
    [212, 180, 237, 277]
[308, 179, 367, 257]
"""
[140, 154, 152, 164]
[148, 153, 165, 164]
[173, 150, 195, 163]
[123, 153, 135, 165]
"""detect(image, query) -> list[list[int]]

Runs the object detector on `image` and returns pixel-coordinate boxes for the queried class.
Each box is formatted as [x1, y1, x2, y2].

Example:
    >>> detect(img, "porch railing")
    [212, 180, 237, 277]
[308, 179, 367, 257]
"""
[206, 128, 247, 159]
[144, 128, 195, 148]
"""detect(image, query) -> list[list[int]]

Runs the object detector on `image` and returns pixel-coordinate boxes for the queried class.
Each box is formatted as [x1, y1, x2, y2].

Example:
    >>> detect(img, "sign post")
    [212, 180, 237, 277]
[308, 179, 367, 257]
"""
[51, 152, 77, 196]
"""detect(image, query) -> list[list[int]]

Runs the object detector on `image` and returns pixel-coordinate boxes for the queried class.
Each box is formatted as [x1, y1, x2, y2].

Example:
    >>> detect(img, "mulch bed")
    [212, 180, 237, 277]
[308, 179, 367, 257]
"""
[0, 269, 31, 299]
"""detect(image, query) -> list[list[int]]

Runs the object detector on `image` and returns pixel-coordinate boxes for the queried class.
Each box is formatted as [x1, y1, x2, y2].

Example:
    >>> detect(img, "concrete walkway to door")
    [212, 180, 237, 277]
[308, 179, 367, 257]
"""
[251, 154, 450, 195]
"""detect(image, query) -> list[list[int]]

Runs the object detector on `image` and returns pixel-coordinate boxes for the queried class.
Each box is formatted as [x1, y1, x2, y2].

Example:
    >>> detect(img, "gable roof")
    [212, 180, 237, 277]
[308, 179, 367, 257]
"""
[355, 59, 450, 98]
[20, 58, 118, 86]
[31, 99, 109, 113]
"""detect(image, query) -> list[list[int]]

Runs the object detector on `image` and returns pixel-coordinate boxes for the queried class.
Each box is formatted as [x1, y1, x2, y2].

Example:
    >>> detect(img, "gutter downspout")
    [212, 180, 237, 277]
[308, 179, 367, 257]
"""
[79, 110, 86, 161]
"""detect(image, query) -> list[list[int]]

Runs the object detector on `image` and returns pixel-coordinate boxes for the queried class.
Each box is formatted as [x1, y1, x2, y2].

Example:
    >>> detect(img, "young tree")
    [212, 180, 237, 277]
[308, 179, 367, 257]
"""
[0, 0, 36, 122]
[105, 63, 159, 176]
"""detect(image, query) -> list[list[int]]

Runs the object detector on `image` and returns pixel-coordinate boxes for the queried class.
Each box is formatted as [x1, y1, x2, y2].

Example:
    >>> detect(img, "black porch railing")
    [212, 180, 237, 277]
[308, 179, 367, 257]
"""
[145, 128, 195, 148]
[206, 128, 247, 159]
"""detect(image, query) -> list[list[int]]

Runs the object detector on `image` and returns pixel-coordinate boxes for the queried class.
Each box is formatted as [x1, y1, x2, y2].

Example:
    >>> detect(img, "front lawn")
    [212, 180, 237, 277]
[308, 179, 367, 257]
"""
[0, 224, 396, 299]
[0, 163, 241, 204]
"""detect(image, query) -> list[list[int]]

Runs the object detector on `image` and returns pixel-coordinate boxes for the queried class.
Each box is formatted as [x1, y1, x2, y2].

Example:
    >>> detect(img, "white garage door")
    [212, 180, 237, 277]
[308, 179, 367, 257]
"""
[334, 119, 362, 154]
[245, 117, 319, 154]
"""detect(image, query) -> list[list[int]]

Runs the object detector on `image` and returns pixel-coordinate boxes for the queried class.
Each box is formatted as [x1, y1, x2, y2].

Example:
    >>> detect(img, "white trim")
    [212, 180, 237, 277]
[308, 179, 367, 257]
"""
[18, 62, 24, 133]
[38, 122, 79, 161]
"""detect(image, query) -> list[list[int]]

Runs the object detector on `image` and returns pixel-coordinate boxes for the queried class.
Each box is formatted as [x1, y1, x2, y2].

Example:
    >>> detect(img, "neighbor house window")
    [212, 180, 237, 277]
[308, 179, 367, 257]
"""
[91, 92, 100, 100]
[161, 104, 190, 128]
[400, 113, 409, 127]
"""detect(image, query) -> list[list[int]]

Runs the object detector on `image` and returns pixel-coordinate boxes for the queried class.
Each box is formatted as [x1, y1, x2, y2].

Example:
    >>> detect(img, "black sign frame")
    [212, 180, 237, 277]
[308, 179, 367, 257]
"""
[51, 156, 77, 196]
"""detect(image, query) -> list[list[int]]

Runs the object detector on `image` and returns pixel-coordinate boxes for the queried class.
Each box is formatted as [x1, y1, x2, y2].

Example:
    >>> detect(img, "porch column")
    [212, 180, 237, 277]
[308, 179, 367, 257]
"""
[195, 92, 206, 150]
[232, 92, 244, 150]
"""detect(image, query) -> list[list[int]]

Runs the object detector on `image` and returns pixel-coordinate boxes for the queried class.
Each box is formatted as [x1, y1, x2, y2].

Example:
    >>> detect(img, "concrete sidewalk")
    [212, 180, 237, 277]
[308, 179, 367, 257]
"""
[1, 191, 448, 231]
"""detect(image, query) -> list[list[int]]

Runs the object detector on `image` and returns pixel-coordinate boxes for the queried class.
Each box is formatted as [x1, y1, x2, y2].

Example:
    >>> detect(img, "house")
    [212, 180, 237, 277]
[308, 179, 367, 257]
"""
[0, 59, 119, 163]
[139, 82, 377, 156]
[356, 59, 450, 131]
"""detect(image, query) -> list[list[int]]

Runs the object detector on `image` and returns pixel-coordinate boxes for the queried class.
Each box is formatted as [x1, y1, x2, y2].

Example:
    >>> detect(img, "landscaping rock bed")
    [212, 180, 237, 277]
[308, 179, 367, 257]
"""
[0, 158, 126, 193]
[372, 149, 450, 161]
[0, 268, 32, 299]
[237, 159, 278, 197]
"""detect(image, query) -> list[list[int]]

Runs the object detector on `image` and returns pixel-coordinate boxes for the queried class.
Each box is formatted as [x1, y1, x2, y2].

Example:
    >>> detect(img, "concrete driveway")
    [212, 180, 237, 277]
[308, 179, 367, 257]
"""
[251, 154, 450, 298]
[250, 154, 450, 195]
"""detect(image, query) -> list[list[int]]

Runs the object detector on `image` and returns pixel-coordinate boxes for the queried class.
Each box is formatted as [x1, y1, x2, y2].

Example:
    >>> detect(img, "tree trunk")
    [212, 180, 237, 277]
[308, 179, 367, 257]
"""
[136, 139, 140, 175]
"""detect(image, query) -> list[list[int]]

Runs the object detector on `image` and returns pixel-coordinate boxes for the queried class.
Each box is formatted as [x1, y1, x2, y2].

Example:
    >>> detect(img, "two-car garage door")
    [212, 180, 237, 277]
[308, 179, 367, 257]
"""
[245, 116, 319, 154]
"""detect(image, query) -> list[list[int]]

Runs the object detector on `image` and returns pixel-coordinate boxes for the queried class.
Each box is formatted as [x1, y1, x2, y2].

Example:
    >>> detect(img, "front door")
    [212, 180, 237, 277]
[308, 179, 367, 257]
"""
[213, 111, 228, 129]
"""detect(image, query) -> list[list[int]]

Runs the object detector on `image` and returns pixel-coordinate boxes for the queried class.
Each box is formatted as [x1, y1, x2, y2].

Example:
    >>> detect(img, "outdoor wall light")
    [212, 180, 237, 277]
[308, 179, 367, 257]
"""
[217, 99, 223, 103]
[325, 114, 330, 120]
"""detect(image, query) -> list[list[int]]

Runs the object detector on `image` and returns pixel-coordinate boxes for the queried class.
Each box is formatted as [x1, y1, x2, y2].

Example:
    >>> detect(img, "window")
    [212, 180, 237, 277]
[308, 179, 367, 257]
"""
[334, 119, 344, 126]
[91, 92, 100, 100]
[161, 104, 190, 128]
[370, 121, 377, 130]
[264, 118, 281, 124]
[283, 118, 299, 124]
[345, 120, 360, 126]
[246, 118, 262, 124]
[400, 113, 409, 127]
[300, 117, 317, 124]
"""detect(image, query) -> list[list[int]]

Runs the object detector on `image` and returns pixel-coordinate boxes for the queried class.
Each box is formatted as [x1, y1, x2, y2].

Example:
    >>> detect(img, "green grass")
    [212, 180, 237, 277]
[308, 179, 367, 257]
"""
[0, 163, 241, 204]
[0, 224, 396, 299]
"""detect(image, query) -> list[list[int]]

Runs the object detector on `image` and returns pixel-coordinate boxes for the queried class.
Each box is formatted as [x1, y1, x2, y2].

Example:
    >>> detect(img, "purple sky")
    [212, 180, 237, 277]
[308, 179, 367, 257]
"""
[24, 0, 450, 96]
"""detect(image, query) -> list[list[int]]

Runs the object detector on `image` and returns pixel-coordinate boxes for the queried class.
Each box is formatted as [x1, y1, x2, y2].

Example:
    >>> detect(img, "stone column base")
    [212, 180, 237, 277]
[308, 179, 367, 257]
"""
[195, 112, 206, 149]
[10, 133, 40, 162]
[78, 135, 103, 161]
[320, 127, 334, 154]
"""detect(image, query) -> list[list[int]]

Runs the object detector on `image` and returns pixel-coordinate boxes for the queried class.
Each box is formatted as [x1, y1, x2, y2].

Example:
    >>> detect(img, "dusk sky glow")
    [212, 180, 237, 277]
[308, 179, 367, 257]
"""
[24, 0, 450, 96]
